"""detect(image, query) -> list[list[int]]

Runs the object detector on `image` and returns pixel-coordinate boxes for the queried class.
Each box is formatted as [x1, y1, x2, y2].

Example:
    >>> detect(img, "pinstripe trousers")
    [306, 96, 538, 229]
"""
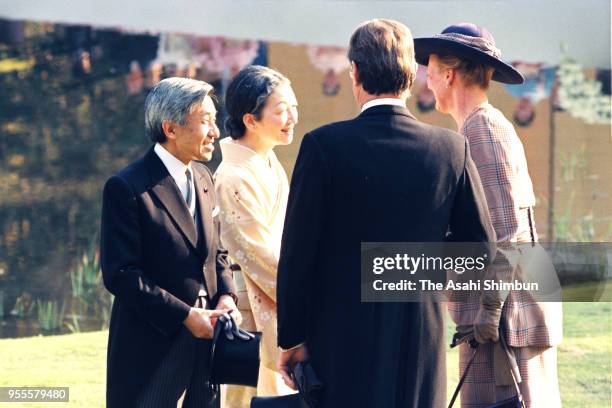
[136, 297, 219, 408]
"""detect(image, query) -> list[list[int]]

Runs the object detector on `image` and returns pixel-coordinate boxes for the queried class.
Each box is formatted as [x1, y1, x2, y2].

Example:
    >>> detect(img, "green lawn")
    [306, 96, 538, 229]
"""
[0, 303, 610, 407]
[0, 331, 106, 407]
[445, 302, 612, 407]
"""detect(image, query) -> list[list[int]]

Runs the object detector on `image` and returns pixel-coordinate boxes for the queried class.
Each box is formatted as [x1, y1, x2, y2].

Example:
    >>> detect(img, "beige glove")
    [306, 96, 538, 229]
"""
[473, 305, 502, 343]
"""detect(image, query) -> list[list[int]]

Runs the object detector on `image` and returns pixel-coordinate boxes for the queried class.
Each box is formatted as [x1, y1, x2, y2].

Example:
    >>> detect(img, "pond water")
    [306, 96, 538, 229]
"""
[0, 18, 268, 337]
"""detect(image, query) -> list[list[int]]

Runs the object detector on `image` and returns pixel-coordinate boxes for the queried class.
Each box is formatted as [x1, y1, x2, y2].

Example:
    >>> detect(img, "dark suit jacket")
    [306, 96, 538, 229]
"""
[277, 105, 494, 407]
[100, 147, 236, 408]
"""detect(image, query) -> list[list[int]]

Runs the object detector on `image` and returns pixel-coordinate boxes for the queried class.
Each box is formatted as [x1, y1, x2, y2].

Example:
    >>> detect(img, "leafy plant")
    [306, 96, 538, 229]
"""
[100, 294, 113, 330]
[70, 263, 84, 299]
[70, 237, 101, 300]
[65, 313, 82, 334]
[36, 300, 65, 332]
[10, 294, 36, 318]
[83, 239, 101, 287]
[66, 232, 115, 332]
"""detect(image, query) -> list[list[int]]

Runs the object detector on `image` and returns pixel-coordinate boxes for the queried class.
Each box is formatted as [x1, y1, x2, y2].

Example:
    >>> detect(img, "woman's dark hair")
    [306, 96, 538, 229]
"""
[224, 65, 290, 139]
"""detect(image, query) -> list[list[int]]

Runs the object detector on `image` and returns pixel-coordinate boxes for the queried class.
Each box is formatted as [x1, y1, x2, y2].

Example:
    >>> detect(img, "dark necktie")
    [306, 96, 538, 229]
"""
[185, 168, 193, 210]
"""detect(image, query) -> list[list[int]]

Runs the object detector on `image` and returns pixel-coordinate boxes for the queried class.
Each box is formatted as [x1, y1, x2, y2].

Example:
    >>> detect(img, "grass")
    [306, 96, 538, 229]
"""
[446, 302, 612, 407]
[0, 303, 610, 407]
[0, 331, 106, 407]
[557, 303, 612, 407]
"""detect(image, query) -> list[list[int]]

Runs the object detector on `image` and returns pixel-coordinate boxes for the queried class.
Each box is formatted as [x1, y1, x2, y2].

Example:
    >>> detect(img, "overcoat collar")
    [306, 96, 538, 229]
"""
[357, 104, 417, 121]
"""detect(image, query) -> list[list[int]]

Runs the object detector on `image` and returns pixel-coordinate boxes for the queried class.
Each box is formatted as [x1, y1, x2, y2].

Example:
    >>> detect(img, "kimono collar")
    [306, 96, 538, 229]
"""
[219, 137, 275, 168]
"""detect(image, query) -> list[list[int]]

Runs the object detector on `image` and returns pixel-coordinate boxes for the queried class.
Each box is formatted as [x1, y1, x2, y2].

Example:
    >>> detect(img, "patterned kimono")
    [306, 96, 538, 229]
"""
[449, 103, 562, 407]
[214, 137, 294, 404]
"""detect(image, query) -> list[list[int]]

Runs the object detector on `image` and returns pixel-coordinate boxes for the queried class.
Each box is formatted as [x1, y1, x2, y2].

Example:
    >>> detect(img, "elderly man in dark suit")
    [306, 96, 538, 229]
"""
[276, 19, 495, 407]
[100, 77, 239, 407]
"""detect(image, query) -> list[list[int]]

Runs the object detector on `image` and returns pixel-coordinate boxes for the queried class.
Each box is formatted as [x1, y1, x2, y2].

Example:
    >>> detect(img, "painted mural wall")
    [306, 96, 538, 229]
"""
[0, 18, 610, 337]
[267, 42, 612, 242]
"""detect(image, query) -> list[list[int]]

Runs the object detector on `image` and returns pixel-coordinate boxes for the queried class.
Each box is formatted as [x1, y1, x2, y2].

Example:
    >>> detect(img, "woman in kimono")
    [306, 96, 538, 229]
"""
[415, 23, 562, 407]
[215, 65, 298, 401]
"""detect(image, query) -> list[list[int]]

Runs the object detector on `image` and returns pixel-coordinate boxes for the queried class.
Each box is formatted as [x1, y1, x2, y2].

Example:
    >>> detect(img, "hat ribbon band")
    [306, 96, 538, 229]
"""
[432, 33, 502, 59]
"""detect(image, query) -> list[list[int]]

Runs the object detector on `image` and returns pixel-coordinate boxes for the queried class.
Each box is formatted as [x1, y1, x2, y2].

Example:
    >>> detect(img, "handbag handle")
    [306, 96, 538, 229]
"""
[209, 313, 256, 372]
[498, 324, 525, 406]
[527, 207, 536, 247]
[448, 344, 478, 408]
[447, 326, 524, 408]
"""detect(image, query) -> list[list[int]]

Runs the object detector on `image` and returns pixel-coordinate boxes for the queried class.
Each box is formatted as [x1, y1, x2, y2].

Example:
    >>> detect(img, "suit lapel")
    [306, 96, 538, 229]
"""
[146, 150, 199, 252]
[194, 167, 213, 257]
[193, 166, 216, 289]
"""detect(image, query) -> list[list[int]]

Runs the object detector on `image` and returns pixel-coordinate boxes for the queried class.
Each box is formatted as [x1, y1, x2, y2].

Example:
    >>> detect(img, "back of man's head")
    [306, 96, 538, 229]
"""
[348, 19, 416, 97]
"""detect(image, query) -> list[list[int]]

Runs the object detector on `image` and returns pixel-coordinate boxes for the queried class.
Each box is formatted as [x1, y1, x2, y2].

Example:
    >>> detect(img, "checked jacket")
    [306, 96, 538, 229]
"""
[448, 103, 562, 348]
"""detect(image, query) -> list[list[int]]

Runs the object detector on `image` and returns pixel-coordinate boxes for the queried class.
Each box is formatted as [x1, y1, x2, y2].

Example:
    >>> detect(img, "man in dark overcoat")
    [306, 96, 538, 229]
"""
[276, 19, 495, 407]
[100, 77, 239, 407]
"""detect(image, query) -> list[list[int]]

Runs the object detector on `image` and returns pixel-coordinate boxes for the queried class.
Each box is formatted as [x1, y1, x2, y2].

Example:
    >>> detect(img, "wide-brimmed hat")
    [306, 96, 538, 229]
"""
[414, 23, 524, 85]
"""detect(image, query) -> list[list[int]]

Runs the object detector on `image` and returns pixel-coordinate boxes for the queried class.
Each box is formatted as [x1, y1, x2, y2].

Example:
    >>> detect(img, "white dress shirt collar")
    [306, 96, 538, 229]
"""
[361, 97, 406, 112]
[154, 143, 195, 214]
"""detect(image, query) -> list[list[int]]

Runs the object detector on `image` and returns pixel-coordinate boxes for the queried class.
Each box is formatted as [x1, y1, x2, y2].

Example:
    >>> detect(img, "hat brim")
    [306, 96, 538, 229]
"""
[414, 37, 524, 85]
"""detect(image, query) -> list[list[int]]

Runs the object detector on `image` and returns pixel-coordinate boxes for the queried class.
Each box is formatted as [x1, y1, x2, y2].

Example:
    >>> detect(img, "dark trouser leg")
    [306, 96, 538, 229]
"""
[136, 296, 213, 408]
[135, 328, 199, 408]
[182, 337, 215, 407]
[182, 296, 215, 408]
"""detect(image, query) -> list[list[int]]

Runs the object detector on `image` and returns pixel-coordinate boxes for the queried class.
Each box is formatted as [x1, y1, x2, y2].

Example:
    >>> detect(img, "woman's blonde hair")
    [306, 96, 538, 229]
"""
[437, 53, 494, 90]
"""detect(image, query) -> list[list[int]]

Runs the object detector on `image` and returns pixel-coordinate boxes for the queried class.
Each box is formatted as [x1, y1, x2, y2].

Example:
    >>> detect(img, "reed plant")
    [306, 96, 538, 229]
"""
[36, 300, 65, 333]
[11, 295, 35, 318]
[68, 233, 114, 330]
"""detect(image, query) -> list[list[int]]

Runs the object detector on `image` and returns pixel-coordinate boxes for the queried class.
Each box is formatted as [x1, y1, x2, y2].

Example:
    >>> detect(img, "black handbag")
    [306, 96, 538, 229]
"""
[250, 361, 324, 408]
[448, 328, 525, 408]
[209, 313, 262, 387]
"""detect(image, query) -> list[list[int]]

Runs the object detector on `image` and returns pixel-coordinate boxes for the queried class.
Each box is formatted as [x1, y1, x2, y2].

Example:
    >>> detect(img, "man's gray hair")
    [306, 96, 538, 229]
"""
[145, 77, 213, 143]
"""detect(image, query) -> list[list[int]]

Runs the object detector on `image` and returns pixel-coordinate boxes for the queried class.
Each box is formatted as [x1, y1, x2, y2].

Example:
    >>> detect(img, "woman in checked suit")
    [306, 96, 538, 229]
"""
[415, 23, 563, 407]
